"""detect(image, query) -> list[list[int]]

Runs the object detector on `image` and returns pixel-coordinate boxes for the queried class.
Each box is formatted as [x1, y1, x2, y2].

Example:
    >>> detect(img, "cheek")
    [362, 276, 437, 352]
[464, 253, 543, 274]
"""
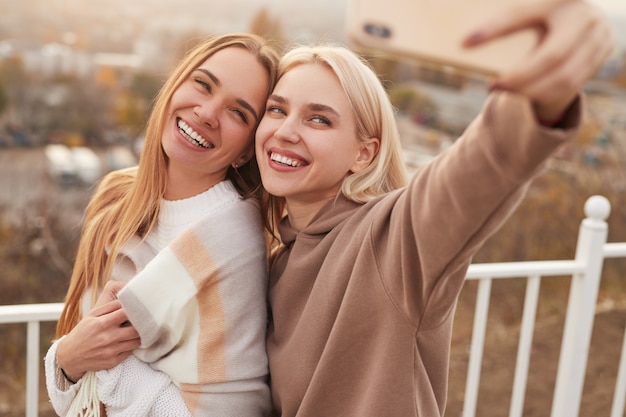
[169, 86, 189, 109]
[323, 142, 359, 172]
[254, 136, 264, 156]
[229, 127, 254, 155]
[254, 120, 273, 147]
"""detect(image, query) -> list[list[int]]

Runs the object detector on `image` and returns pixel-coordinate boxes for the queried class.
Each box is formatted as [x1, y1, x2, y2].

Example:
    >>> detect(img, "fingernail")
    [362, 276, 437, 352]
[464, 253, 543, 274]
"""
[488, 81, 501, 92]
[464, 31, 485, 46]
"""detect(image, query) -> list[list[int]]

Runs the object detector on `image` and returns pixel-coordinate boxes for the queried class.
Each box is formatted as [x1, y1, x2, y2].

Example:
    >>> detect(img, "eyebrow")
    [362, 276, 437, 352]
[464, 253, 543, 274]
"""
[195, 68, 260, 123]
[268, 94, 340, 118]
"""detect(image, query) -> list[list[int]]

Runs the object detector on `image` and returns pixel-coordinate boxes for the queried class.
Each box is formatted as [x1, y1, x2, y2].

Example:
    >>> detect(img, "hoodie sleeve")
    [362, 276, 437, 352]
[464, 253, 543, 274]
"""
[380, 91, 581, 330]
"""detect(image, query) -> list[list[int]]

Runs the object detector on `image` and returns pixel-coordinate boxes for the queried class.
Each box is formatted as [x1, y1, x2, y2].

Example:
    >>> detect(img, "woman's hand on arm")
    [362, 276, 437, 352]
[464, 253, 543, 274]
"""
[464, 0, 615, 123]
[56, 282, 140, 383]
[93, 280, 128, 309]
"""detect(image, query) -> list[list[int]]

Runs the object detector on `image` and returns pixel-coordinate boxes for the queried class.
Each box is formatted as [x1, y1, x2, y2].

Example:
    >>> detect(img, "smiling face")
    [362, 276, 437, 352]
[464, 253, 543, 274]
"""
[162, 46, 270, 199]
[256, 63, 373, 223]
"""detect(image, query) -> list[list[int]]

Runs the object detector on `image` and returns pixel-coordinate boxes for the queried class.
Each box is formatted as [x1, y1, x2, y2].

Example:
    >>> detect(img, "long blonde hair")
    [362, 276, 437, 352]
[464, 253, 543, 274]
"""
[263, 44, 408, 245]
[56, 33, 279, 338]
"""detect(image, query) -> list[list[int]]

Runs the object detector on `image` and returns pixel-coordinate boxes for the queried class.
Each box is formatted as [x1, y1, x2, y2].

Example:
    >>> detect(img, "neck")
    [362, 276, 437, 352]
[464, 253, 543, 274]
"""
[164, 164, 225, 201]
[285, 195, 335, 231]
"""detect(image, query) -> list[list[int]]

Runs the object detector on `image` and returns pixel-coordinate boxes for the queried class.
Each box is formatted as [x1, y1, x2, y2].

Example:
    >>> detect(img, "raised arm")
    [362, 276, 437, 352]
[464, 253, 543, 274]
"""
[383, 0, 614, 329]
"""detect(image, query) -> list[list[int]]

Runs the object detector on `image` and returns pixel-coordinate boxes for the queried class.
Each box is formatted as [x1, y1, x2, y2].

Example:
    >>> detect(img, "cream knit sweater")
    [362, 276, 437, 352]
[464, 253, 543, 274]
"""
[45, 180, 270, 417]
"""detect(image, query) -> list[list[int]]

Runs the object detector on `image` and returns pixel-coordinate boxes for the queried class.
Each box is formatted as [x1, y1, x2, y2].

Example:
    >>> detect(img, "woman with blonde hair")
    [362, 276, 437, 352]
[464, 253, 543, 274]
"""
[45, 32, 279, 416]
[255, 1, 614, 416]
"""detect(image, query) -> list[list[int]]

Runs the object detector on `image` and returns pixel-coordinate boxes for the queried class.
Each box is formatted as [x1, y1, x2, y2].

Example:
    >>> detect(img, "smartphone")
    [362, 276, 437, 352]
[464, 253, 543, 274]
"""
[346, 0, 539, 76]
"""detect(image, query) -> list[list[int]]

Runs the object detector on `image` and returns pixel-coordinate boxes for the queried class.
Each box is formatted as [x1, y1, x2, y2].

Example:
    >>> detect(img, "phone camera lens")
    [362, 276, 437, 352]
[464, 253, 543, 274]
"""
[363, 23, 392, 39]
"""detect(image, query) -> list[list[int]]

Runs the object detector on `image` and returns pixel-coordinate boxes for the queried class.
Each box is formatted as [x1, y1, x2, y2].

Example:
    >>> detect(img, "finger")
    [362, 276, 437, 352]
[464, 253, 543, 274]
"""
[117, 322, 140, 342]
[103, 306, 135, 328]
[101, 308, 141, 343]
[463, 0, 564, 47]
[117, 336, 142, 352]
[494, 2, 603, 89]
[89, 299, 123, 317]
[115, 350, 134, 363]
[87, 346, 137, 371]
[94, 280, 127, 308]
[103, 280, 127, 297]
[524, 26, 615, 116]
[492, 4, 575, 87]
[498, 12, 613, 103]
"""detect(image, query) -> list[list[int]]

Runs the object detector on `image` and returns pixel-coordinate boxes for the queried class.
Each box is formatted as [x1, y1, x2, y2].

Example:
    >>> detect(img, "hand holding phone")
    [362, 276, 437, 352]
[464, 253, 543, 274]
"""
[346, 0, 539, 76]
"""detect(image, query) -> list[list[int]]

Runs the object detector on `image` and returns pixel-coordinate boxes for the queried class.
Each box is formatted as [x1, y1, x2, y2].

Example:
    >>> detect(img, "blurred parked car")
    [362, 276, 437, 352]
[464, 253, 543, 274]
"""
[71, 146, 102, 184]
[45, 144, 103, 186]
[44, 144, 78, 186]
[106, 145, 137, 171]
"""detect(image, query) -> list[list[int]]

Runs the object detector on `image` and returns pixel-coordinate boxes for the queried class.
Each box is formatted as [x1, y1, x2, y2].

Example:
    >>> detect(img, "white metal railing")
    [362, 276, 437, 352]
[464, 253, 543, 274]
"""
[604, 241, 626, 417]
[461, 195, 626, 417]
[0, 302, 63, 417]
[1, 195, 625, 417]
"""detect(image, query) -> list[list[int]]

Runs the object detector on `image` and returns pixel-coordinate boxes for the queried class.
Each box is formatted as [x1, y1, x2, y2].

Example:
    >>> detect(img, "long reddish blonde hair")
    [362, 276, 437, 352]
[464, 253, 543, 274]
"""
[56, 33, 279, 338]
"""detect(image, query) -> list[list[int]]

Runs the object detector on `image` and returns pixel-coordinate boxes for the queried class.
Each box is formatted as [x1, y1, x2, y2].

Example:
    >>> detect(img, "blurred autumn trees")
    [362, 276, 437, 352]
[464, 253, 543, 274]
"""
[613, 61, 626, 88]
[0, 6, 624, 310]
[250, 7, 288, 51]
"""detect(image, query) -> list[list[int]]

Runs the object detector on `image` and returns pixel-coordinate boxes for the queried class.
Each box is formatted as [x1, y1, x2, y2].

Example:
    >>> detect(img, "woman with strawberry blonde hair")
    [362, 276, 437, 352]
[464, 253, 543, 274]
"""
[45, 33, 279, 417]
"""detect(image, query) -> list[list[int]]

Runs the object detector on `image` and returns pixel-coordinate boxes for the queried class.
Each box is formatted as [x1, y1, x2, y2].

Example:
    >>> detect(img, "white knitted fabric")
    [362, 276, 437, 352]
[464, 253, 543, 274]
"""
[65, 371, 99, 417]
[45, 337, 84, 417]
[45, 334, 192, 417]
[96, 355, 192, 417]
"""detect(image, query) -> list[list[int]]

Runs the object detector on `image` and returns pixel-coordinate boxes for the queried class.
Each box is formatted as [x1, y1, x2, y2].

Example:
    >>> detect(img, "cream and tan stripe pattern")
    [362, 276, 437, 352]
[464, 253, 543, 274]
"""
[118, 196, 271, 417]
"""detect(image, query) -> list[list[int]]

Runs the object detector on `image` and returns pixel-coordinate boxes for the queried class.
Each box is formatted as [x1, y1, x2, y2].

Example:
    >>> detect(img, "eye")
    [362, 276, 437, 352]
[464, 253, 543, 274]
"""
[266, 105, 285, 116]
[194, 77, 212, 93]
[232, 108, 249, 124]
[311, 115, 331, 126]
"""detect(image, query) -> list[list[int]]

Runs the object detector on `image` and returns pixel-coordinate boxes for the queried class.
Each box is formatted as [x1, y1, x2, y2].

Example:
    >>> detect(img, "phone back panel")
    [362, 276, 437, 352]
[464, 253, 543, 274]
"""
[346, 0, 538, 75]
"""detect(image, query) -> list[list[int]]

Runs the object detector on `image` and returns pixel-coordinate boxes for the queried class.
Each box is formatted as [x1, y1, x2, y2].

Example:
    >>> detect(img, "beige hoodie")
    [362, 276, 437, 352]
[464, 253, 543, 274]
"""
[266, 92, 581, 417]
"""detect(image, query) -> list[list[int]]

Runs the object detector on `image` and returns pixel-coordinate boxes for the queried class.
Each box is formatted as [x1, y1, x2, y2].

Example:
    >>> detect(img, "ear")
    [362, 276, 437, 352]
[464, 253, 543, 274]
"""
[232, 146, 255, 168]
[350, 137, 380, 173]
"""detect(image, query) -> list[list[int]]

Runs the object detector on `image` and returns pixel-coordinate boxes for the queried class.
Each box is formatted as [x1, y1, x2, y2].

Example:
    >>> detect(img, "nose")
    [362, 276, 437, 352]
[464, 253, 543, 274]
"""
[194, 100, 220, 128]
[272, 116, 300, 144]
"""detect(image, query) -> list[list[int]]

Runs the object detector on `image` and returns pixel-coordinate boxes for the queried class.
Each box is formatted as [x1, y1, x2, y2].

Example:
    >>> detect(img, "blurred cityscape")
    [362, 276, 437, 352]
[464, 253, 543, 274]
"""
[0, 0, 623, 233]
[0, 0, 623, 222]
[0, 0, 624, 146]
[0, 0, 622, 214]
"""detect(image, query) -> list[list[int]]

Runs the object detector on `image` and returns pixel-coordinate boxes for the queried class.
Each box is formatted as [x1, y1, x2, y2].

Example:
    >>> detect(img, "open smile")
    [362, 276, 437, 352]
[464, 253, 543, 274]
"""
[177, 118, 214, 149]
[270, 151, 305, 167]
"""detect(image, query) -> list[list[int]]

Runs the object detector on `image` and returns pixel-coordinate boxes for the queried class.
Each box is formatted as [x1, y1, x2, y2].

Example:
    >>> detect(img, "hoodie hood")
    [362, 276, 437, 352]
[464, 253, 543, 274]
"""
[277, 194, 362, 246]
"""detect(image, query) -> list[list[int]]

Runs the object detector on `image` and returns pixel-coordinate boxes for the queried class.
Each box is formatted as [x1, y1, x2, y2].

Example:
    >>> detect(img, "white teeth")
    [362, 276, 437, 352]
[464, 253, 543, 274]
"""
[177, 119, 212, 148]
[270, 152, 301, 167]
